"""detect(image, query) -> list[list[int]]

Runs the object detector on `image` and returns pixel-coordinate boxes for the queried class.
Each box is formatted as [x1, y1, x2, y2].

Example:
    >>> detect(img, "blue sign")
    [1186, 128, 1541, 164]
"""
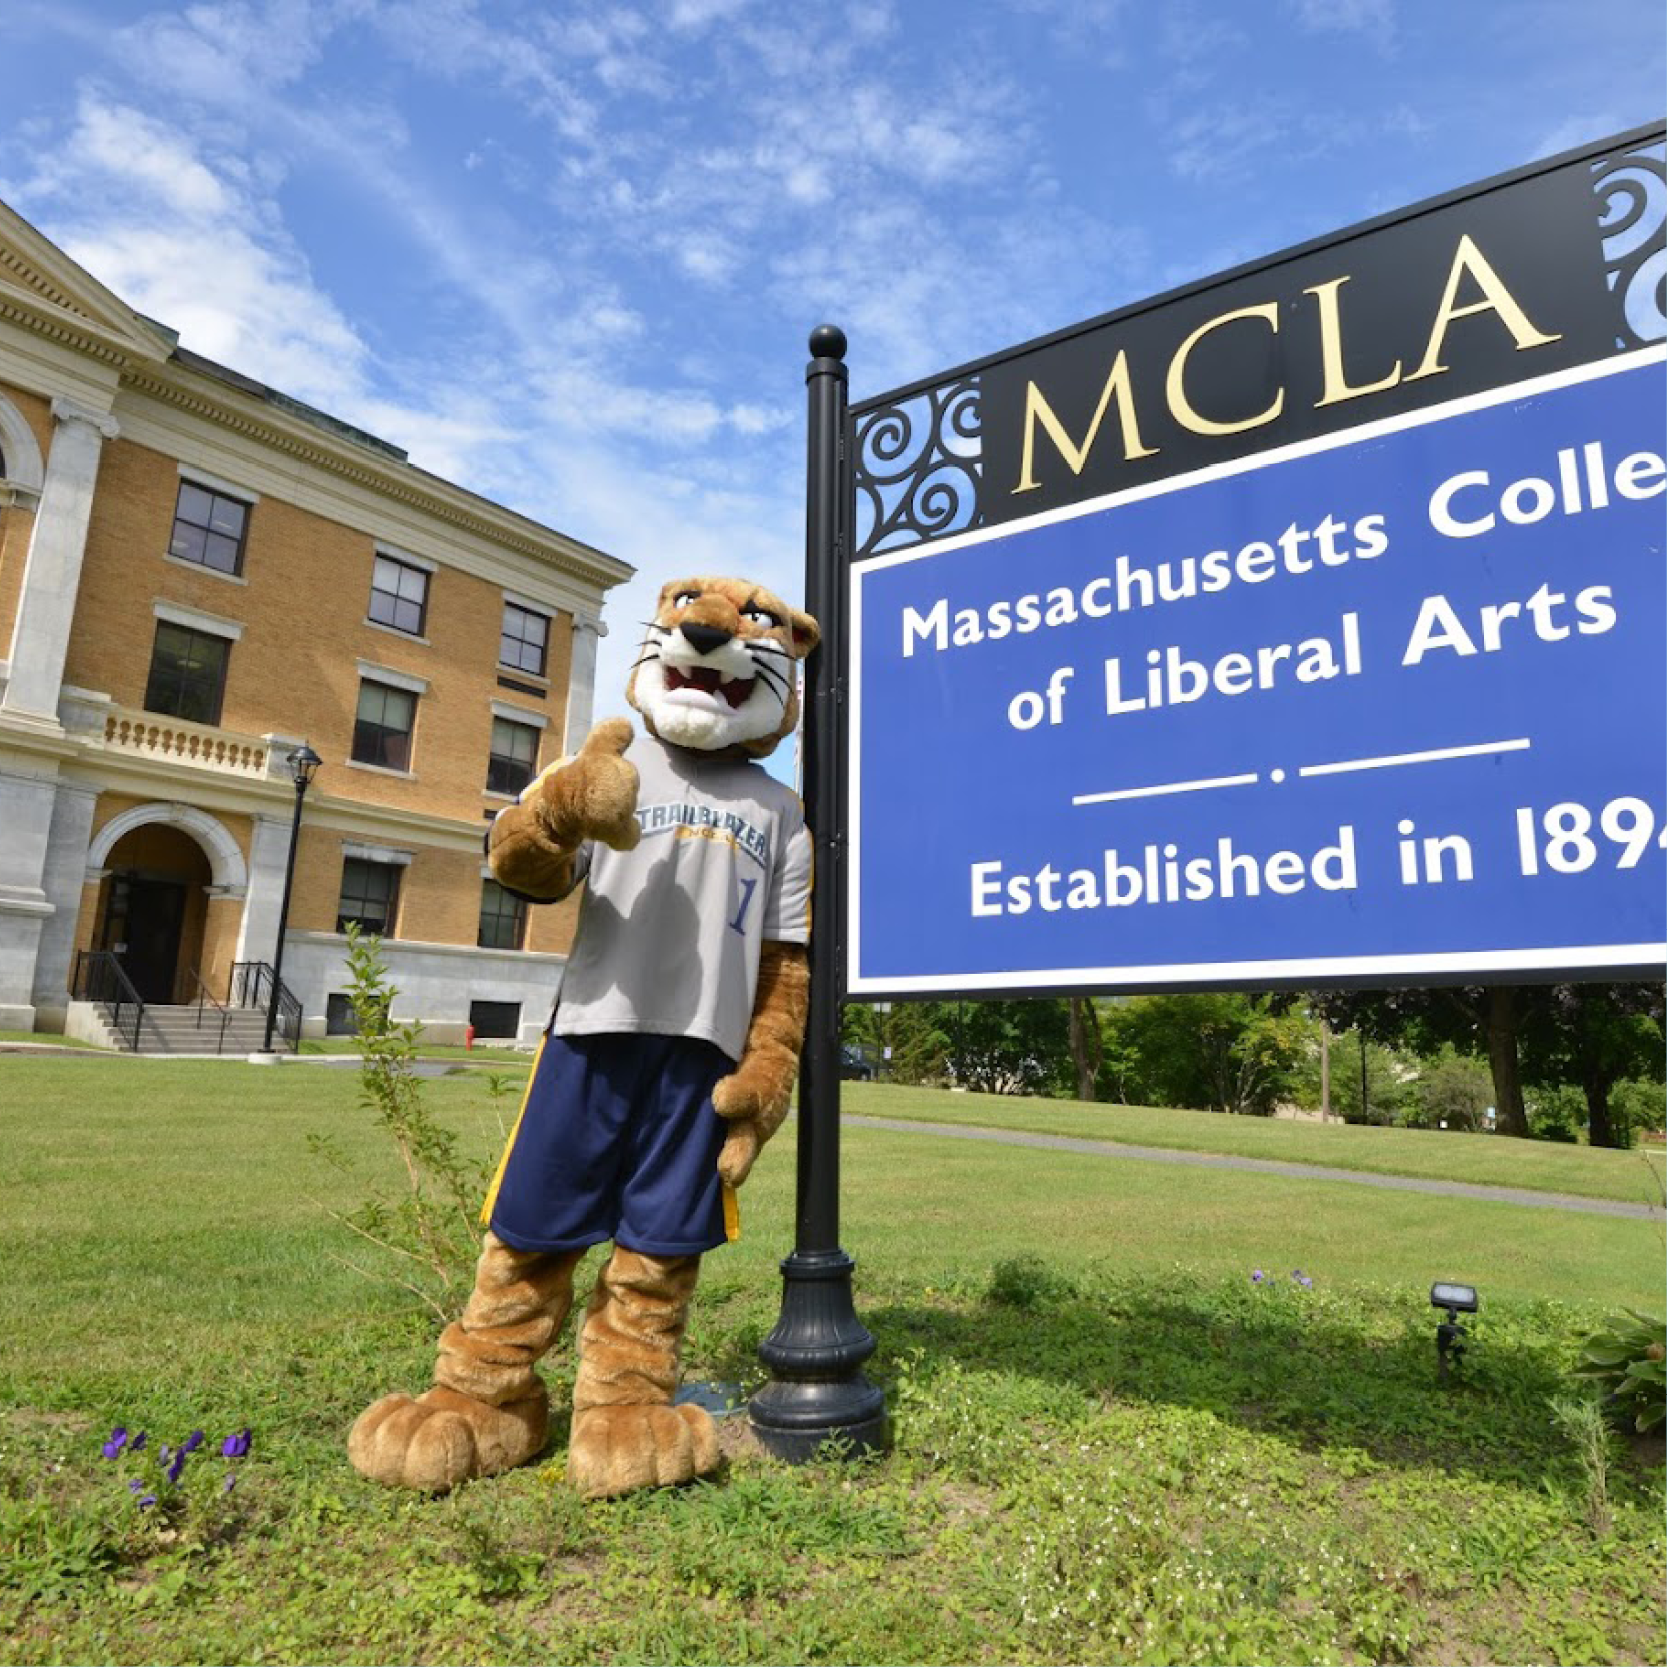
[848, 351, 1667, 994]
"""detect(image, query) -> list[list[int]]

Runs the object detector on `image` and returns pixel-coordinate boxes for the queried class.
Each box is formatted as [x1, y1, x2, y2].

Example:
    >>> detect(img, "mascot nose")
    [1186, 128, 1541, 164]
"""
[680, 622, 732, 656]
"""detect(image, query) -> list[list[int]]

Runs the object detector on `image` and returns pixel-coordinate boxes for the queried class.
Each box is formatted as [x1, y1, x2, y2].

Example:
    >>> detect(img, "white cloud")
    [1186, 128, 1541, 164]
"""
[1285, 0, 1395, 46]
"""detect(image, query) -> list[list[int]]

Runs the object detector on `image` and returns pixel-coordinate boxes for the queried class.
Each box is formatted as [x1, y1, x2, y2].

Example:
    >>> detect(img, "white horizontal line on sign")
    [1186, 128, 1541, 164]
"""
[1297, 738, 1531, 778]
[1073, 771, 1259, 806]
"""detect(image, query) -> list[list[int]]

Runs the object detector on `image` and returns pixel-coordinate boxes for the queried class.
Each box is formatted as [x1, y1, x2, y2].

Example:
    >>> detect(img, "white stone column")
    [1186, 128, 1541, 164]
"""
[29, 777, 100, 1027]
[234, 813, 297, 966]
[3, 398, 120, 722]
[0, 754, 62, 1028]
[563, 613, 606, 752]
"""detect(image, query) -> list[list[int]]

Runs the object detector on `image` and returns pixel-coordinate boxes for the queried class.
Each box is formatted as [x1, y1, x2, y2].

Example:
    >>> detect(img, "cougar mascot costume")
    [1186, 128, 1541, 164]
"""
[349, 577, 818, 1499]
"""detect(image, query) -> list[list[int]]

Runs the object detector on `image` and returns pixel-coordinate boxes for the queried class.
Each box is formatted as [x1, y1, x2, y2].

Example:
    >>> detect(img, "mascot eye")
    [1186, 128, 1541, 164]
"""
[741, 602, 781, 629]
[672, 589, 701, 608]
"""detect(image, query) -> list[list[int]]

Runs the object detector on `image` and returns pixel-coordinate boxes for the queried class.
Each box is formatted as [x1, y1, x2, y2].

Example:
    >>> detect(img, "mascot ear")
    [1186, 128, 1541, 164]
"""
[789, 609, 820, 659]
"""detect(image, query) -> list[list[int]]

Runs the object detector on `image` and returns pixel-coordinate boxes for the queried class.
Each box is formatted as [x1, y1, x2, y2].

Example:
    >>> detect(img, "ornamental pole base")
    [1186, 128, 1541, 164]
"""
[748, 1248, 888, 1462]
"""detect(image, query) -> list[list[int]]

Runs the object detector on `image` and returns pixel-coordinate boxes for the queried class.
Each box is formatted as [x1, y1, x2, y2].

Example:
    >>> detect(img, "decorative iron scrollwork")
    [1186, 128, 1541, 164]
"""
[854, 377, 982, 557]
[1593, 142, 1666, 346]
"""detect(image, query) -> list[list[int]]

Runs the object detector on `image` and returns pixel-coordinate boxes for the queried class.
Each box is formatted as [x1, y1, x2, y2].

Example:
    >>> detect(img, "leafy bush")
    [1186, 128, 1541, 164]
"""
[1527, 1083, 1585, 1143]
[1403, 1045, 1494, 1131]
[1101, 993, 1307, 1114]
[1572, 1309, 1666, 1434]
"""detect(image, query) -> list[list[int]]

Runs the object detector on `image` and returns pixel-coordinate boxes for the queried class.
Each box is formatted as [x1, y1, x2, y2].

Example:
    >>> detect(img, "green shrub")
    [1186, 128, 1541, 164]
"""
[1527, 1083, 1584, 1143]
[1572, 1309, 1667, 1434]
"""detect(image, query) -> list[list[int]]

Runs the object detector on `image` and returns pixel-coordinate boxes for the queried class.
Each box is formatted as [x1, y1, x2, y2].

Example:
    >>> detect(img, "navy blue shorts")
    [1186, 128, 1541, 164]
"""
[482, 1032, 739, 1257]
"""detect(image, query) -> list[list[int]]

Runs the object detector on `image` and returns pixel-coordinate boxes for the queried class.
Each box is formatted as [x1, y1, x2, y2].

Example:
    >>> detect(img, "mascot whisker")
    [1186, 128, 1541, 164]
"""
[348, 575, 818, 1499]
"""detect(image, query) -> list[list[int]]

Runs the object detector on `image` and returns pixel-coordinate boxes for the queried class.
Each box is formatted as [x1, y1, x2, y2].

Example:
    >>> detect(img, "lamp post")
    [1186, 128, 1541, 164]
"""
[748, 326, 886, 1460]
[262, 744, 321, 1054]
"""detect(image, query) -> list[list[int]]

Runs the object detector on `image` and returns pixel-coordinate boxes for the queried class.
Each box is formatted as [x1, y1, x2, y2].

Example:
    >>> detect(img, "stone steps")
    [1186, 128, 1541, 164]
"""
[83, 1002, 294, 1055]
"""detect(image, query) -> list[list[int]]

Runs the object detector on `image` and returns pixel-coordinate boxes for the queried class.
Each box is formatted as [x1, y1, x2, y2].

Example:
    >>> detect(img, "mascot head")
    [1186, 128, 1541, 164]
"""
[627, 576, 819, 759]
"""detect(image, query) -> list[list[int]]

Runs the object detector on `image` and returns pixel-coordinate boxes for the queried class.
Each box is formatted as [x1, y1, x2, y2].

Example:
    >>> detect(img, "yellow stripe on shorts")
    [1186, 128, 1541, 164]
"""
[479, 1034, 546, 1227]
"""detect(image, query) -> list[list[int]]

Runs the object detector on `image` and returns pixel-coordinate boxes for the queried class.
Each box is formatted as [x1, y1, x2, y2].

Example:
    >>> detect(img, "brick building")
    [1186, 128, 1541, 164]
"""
[0, 200, 631, 1047]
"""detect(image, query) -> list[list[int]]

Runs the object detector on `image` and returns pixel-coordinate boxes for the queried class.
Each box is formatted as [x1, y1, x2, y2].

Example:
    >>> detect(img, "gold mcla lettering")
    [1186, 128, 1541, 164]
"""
[1407, 233, 1562, 383]
[1165, 302, 1285, 436]
[1306, 274, 1403, 407]
[1013, 349, 1157, 495]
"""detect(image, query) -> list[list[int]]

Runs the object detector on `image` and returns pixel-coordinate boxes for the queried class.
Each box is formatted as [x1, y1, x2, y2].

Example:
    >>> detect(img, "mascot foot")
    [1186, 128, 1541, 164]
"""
[348, 1385, 548, 1492]
[566, 1402, 720, 1499]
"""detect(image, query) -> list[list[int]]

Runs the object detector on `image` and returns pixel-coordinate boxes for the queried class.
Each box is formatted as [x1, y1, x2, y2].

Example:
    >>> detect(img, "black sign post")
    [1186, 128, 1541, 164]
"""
[748, 326, 887, 1461]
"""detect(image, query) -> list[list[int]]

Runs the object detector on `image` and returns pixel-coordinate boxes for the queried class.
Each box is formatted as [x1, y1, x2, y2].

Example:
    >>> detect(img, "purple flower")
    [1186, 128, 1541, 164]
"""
[159, 1444, 172, 1463]
[1251, 1269, 1265, 1284]
[223, 1472, 237, 1494]
[137, 1493, 157, 1510]
[1291, 1269, 1313, 1288]
[181, 1430, 205, 1455]
[130, 1431, 148, 1453]
[101, 1426, 128, 1459]
[128, 1478, 144, 1493]
[221, 1428, 252, 1459]
[166, 1450, 186, 1485]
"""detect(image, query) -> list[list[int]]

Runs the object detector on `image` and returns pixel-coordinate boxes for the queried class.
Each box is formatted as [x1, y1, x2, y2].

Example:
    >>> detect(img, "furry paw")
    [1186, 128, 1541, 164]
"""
[717, 1118, 762, 1187]
[566, 1402, 720, 1499]
[347, 1386, 547, 1492]
[539, 719, 640, 852]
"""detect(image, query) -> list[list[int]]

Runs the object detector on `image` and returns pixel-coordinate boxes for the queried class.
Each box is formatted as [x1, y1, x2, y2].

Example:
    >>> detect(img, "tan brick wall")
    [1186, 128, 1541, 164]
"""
[0, 380, 55, 655]
[0, 378, 54, 460]
[66, 435, 579, 835]
[199, 898, 243, 999]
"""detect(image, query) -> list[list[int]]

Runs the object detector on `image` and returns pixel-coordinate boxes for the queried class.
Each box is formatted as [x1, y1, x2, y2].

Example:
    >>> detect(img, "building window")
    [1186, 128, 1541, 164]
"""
[469, 999, 522, 1039]
[352, 680, 416, 771]
[169, 481, 250, 575]
[143, 621, 231, 725]
[500, 602, 550, 676]
[337, 858, 402, 936]
[325, 993, 358, 1035]
[478, 880, 527, 950]
[486, 716, 540, 797]
[368, 554, 429, 636]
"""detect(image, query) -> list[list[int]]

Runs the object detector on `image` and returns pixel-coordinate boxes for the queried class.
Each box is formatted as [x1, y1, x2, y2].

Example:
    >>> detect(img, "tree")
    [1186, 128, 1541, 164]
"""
[944, 998, 1071, 1096]
[1520, 983, 1665, 1148]
[1066, 997, 1101, 1101]
[1101, 992, 1306, 1115]
[1303, 986, 1532, 1136]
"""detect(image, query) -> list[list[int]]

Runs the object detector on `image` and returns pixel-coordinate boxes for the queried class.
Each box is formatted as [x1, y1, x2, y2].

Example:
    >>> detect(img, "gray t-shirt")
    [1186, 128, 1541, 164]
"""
[547, 732, 812, 1063]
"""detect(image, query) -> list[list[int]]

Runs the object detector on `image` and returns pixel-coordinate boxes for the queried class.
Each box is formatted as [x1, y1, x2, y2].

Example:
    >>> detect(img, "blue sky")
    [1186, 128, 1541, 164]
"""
[1, 0, 1661, 733]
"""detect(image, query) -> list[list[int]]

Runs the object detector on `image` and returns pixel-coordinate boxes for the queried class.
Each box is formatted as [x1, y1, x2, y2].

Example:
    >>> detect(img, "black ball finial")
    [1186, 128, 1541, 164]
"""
[808, 324, 847, 361]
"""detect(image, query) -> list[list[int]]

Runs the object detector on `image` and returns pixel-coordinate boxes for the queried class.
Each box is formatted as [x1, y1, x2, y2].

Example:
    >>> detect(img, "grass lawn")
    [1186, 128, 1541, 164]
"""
[2, 1055, 1662, 1664]
[843, 1081, 1667, 1208]
[0, 1030, 98, 1048]
[297, 1038, 536, 1065]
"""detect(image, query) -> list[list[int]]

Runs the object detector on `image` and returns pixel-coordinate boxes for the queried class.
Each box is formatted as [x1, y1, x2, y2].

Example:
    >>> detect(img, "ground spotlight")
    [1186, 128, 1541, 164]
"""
[1431, 1282, 1478, 1380]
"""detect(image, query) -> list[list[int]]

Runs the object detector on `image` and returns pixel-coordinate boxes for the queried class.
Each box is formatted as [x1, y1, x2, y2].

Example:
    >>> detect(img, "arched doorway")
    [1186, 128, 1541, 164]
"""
[96, 824, 213, 1004]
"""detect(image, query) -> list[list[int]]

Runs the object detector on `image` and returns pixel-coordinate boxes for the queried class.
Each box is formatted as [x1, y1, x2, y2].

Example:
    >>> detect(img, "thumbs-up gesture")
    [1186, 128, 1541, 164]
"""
[535, 718, 641, 852]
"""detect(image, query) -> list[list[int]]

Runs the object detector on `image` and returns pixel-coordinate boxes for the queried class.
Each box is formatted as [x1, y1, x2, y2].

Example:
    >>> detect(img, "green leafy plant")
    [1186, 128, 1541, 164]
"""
[1571, 1308, 1666, 1433]
[307, 925, 490, 1318]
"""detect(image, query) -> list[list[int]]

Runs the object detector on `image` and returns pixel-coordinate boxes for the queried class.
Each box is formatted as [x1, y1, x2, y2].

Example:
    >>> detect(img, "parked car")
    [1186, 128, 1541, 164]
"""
[839, 1044, 877, 1081]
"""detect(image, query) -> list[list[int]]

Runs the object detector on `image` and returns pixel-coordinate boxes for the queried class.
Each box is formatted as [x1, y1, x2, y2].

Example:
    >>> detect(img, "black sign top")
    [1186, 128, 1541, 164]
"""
[853, 123, 1665, 557]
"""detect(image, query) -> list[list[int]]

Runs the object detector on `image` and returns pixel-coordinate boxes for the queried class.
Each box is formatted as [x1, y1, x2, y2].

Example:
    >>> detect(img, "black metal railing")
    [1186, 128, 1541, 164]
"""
[189, 968, 236, 1055]
[229, 960, 302, 1051]
[72, 950, 146, 1052]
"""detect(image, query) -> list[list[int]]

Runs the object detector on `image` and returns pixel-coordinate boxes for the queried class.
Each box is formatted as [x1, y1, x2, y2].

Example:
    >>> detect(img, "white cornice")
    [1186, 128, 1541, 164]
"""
[0, 205, 173, 363]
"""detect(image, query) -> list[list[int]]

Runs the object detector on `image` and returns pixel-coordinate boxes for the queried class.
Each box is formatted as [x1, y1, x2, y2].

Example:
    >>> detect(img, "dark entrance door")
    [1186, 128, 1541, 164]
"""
[103, 873, 187, 1003]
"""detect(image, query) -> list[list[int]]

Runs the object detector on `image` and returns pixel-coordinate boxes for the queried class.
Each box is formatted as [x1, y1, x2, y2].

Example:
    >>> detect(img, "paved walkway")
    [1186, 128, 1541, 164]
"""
[844, 1113, 1662, 1220]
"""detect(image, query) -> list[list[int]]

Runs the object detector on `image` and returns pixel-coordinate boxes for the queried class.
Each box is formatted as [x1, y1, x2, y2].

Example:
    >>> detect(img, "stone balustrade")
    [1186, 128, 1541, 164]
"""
[101, 705, 272, 778]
